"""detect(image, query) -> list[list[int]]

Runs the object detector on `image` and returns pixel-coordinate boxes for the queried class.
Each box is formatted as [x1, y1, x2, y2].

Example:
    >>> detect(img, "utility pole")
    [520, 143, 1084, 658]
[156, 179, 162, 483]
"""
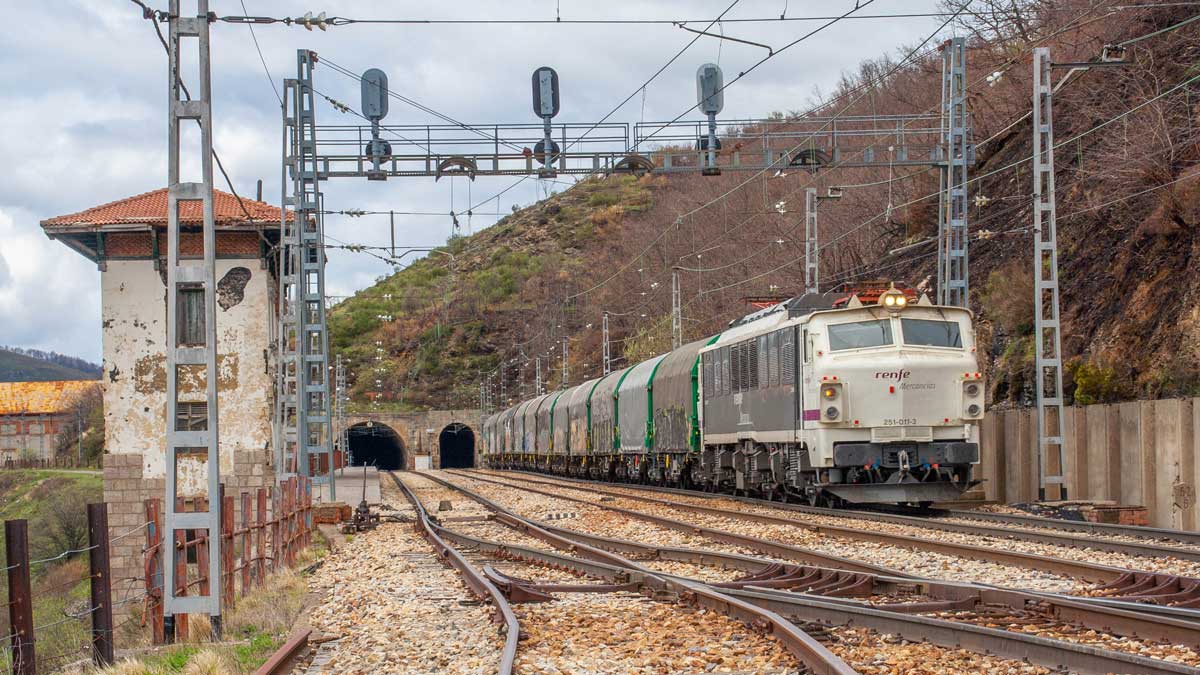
[561, 337, 569, 388]
[602, 312, 611, 375]
[937, 37, 971, 308]
[804, 188, 819, 295]
[1033, 47, 1067, 501]
[535, 357, 542, 396]
[164, 0, 222, 637]
[671, 269, 682, 349]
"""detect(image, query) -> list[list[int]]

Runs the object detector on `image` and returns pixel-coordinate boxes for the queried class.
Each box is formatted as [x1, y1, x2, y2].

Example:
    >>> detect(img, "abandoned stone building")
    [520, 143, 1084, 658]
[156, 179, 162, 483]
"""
[41, 187, 285, 607]
[0, 380, 100, 463]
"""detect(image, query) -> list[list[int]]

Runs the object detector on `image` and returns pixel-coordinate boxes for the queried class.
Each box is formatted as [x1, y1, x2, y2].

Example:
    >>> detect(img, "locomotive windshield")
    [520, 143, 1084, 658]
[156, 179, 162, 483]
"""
[828, 319, 893, 351]
[901, 318, 962, 348]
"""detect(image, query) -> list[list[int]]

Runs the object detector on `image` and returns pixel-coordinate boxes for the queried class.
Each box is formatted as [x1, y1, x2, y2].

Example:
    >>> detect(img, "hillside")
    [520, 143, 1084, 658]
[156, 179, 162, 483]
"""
[0, 348, 100, 383]
[330, 1, 1200, 411]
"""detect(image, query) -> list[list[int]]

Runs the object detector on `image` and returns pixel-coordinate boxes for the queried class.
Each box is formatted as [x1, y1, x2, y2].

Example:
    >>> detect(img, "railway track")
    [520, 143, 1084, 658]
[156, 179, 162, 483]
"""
[498, 468, 1200, 562]
[394, 471, 854, 675]
[425, 470, 1200, 675]
[479, 469, 1200, 595]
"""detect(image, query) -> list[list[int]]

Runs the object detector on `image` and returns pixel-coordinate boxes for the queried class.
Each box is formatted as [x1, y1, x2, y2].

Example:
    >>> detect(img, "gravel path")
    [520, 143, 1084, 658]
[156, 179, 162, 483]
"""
[301, 473, 504, 674]
[468, 472, 1081, 593]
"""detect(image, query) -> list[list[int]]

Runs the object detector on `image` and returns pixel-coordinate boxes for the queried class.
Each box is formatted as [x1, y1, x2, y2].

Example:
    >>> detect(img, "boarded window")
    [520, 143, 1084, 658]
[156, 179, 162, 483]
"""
[177, 286, 205, 346]
[782, 329, 796, 384]
[175, 402, 208, 431]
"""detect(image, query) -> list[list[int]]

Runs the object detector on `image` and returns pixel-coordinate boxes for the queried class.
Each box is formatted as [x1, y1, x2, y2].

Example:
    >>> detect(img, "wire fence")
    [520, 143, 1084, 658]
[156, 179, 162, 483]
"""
[0, 476, 315, 674]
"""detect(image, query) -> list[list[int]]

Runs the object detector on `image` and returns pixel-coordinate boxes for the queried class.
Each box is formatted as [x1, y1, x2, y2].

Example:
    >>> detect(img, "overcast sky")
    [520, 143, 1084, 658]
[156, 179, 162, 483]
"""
[0, 0, 952, 363]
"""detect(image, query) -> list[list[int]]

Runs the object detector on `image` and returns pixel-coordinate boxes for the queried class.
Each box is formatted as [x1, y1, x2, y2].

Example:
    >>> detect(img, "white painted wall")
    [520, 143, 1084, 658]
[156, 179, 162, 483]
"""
[101, 258, 272, 491]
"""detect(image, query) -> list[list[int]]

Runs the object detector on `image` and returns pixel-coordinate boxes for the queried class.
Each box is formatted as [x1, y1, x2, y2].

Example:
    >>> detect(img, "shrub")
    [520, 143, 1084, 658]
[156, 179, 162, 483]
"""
[1067, 357, 1130, 405]
[980, 260, 1034, 336]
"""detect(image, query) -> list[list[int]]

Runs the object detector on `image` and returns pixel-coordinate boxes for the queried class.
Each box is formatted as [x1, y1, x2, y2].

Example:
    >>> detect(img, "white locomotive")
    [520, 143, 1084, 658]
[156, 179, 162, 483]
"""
[696, 283, 982, 505]
[482, 283, 983, 506]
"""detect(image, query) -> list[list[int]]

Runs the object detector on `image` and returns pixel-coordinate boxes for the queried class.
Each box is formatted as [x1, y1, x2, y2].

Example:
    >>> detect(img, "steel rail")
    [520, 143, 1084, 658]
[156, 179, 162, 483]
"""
[413, 472, 859, 675]
[503, 470, 1200, 560]
[253, 628, 312, 675]
[428, 472, 1200, 675]
[449, 471, 900, 576]
[389, 473, 519, 675]
[942, 508, 1200, 546]
[483, 470, 1176, 583]
[450, 472, 1200, 645]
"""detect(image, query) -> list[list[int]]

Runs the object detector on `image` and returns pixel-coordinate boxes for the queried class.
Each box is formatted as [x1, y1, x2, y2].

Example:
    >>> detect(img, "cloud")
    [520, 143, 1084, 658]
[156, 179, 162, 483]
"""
[0, 0, 949, 361]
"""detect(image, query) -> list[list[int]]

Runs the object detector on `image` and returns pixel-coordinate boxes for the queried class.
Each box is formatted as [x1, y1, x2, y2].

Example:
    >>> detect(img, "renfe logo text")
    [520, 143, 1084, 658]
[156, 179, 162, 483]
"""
[874, 369, 911, 380]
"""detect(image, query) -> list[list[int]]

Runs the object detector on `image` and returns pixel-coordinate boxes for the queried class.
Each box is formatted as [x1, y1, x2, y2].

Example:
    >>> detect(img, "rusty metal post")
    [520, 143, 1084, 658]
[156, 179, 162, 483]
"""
[271, 486, 280, 573]
[6, 520, 35, 675]
[144, 499, 164, 644]
[240, 491, 251, 595]
[284, 478, 295, 566]
[221, 490, 234, 610]
[173, 497, 189, 641]
[87, 503, 114, 667]
[255, 488, 267, 586]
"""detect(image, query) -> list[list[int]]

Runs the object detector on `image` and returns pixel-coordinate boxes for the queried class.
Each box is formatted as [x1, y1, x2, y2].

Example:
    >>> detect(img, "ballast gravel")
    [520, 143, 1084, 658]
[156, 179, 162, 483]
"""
[467, 473, 1081, 593]
[303, 479, 503, 674]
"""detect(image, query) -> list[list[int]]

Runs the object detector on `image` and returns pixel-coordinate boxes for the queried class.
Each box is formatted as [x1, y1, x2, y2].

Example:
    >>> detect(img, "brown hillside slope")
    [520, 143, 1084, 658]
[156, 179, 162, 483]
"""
[330, 1, 1200, 411]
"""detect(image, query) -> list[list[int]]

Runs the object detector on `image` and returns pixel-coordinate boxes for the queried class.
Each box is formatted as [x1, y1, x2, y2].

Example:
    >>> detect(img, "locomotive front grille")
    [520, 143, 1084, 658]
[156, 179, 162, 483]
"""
[872, 426, 933, 443]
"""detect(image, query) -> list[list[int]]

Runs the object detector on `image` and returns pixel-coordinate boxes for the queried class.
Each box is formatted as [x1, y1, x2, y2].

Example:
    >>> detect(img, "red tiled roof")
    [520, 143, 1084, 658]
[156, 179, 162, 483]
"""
[41, 187, 290, 231]
[0, 381, 99, 416]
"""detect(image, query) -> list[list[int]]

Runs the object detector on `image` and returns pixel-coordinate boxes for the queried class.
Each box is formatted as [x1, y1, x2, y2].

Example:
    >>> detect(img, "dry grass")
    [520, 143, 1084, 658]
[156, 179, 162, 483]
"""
[224, 567, 306, 637]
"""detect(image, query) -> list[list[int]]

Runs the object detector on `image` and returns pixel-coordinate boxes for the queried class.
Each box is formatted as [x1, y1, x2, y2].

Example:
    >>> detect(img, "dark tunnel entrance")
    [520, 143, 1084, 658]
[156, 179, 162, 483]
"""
[347, 422, 406, 470]
[438, 423, 475, 468]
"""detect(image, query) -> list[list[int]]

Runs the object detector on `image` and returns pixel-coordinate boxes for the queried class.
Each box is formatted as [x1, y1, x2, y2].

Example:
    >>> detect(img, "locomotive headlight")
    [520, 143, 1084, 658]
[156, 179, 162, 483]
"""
[967, 403, 981, 417]
[825, 406, 840, 420]
[878, 283, 908, 313]
[965, 383, 980, 397]
[822, 386, 838, 399]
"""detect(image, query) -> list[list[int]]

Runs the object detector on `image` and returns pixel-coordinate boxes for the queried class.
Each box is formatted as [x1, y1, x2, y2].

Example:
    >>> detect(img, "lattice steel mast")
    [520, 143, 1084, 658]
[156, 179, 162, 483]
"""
[163, 0, 222, 635]
[938, 37, 971, 308]
[1032, 47, 1067, 500]
[279, 50, 333, 498]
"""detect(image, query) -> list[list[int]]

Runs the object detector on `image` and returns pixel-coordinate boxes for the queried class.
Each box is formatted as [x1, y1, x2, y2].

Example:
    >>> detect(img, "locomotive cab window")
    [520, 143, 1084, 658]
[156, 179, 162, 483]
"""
[901, 318, 962, 348]
[827, 319, 893, 351]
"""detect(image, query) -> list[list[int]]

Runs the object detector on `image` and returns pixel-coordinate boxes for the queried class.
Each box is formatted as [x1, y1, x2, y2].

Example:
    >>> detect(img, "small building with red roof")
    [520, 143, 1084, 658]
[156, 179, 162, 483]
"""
[0, 380, 101, 463]
[41, 187, 285, 588]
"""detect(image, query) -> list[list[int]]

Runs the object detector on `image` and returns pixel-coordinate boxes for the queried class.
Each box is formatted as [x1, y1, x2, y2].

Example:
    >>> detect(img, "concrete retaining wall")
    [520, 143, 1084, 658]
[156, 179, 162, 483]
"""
[982, 399, 1199, 529]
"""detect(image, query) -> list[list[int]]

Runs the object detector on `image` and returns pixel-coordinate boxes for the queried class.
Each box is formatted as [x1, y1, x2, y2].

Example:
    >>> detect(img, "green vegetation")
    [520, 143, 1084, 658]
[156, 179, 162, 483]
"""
[328, 172, 656, 410]
[0, 348, 100, 383]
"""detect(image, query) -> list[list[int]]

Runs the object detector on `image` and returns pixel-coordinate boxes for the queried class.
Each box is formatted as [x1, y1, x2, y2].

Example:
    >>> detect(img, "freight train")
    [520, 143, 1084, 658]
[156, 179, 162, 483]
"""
[480, 283, 983, 505]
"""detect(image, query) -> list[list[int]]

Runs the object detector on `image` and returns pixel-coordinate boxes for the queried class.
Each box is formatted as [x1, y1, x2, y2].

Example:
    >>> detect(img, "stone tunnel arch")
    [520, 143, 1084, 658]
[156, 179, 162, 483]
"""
[347, 421, 406, 470]
[438, 423, 475, 468]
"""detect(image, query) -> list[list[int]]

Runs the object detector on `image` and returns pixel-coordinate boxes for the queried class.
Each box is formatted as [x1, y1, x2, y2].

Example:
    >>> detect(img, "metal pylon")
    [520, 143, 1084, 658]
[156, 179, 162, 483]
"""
[938, 37, 971, 308]
[1033, 47, 1067, 500]
[280, 50, 333, 499]
[804, 188, 819, 294]
[163, 0, 222, 630]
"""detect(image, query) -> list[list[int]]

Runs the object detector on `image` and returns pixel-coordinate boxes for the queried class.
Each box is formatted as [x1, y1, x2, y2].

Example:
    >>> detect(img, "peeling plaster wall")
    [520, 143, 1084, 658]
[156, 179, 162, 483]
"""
[102, 259, 272, 494]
